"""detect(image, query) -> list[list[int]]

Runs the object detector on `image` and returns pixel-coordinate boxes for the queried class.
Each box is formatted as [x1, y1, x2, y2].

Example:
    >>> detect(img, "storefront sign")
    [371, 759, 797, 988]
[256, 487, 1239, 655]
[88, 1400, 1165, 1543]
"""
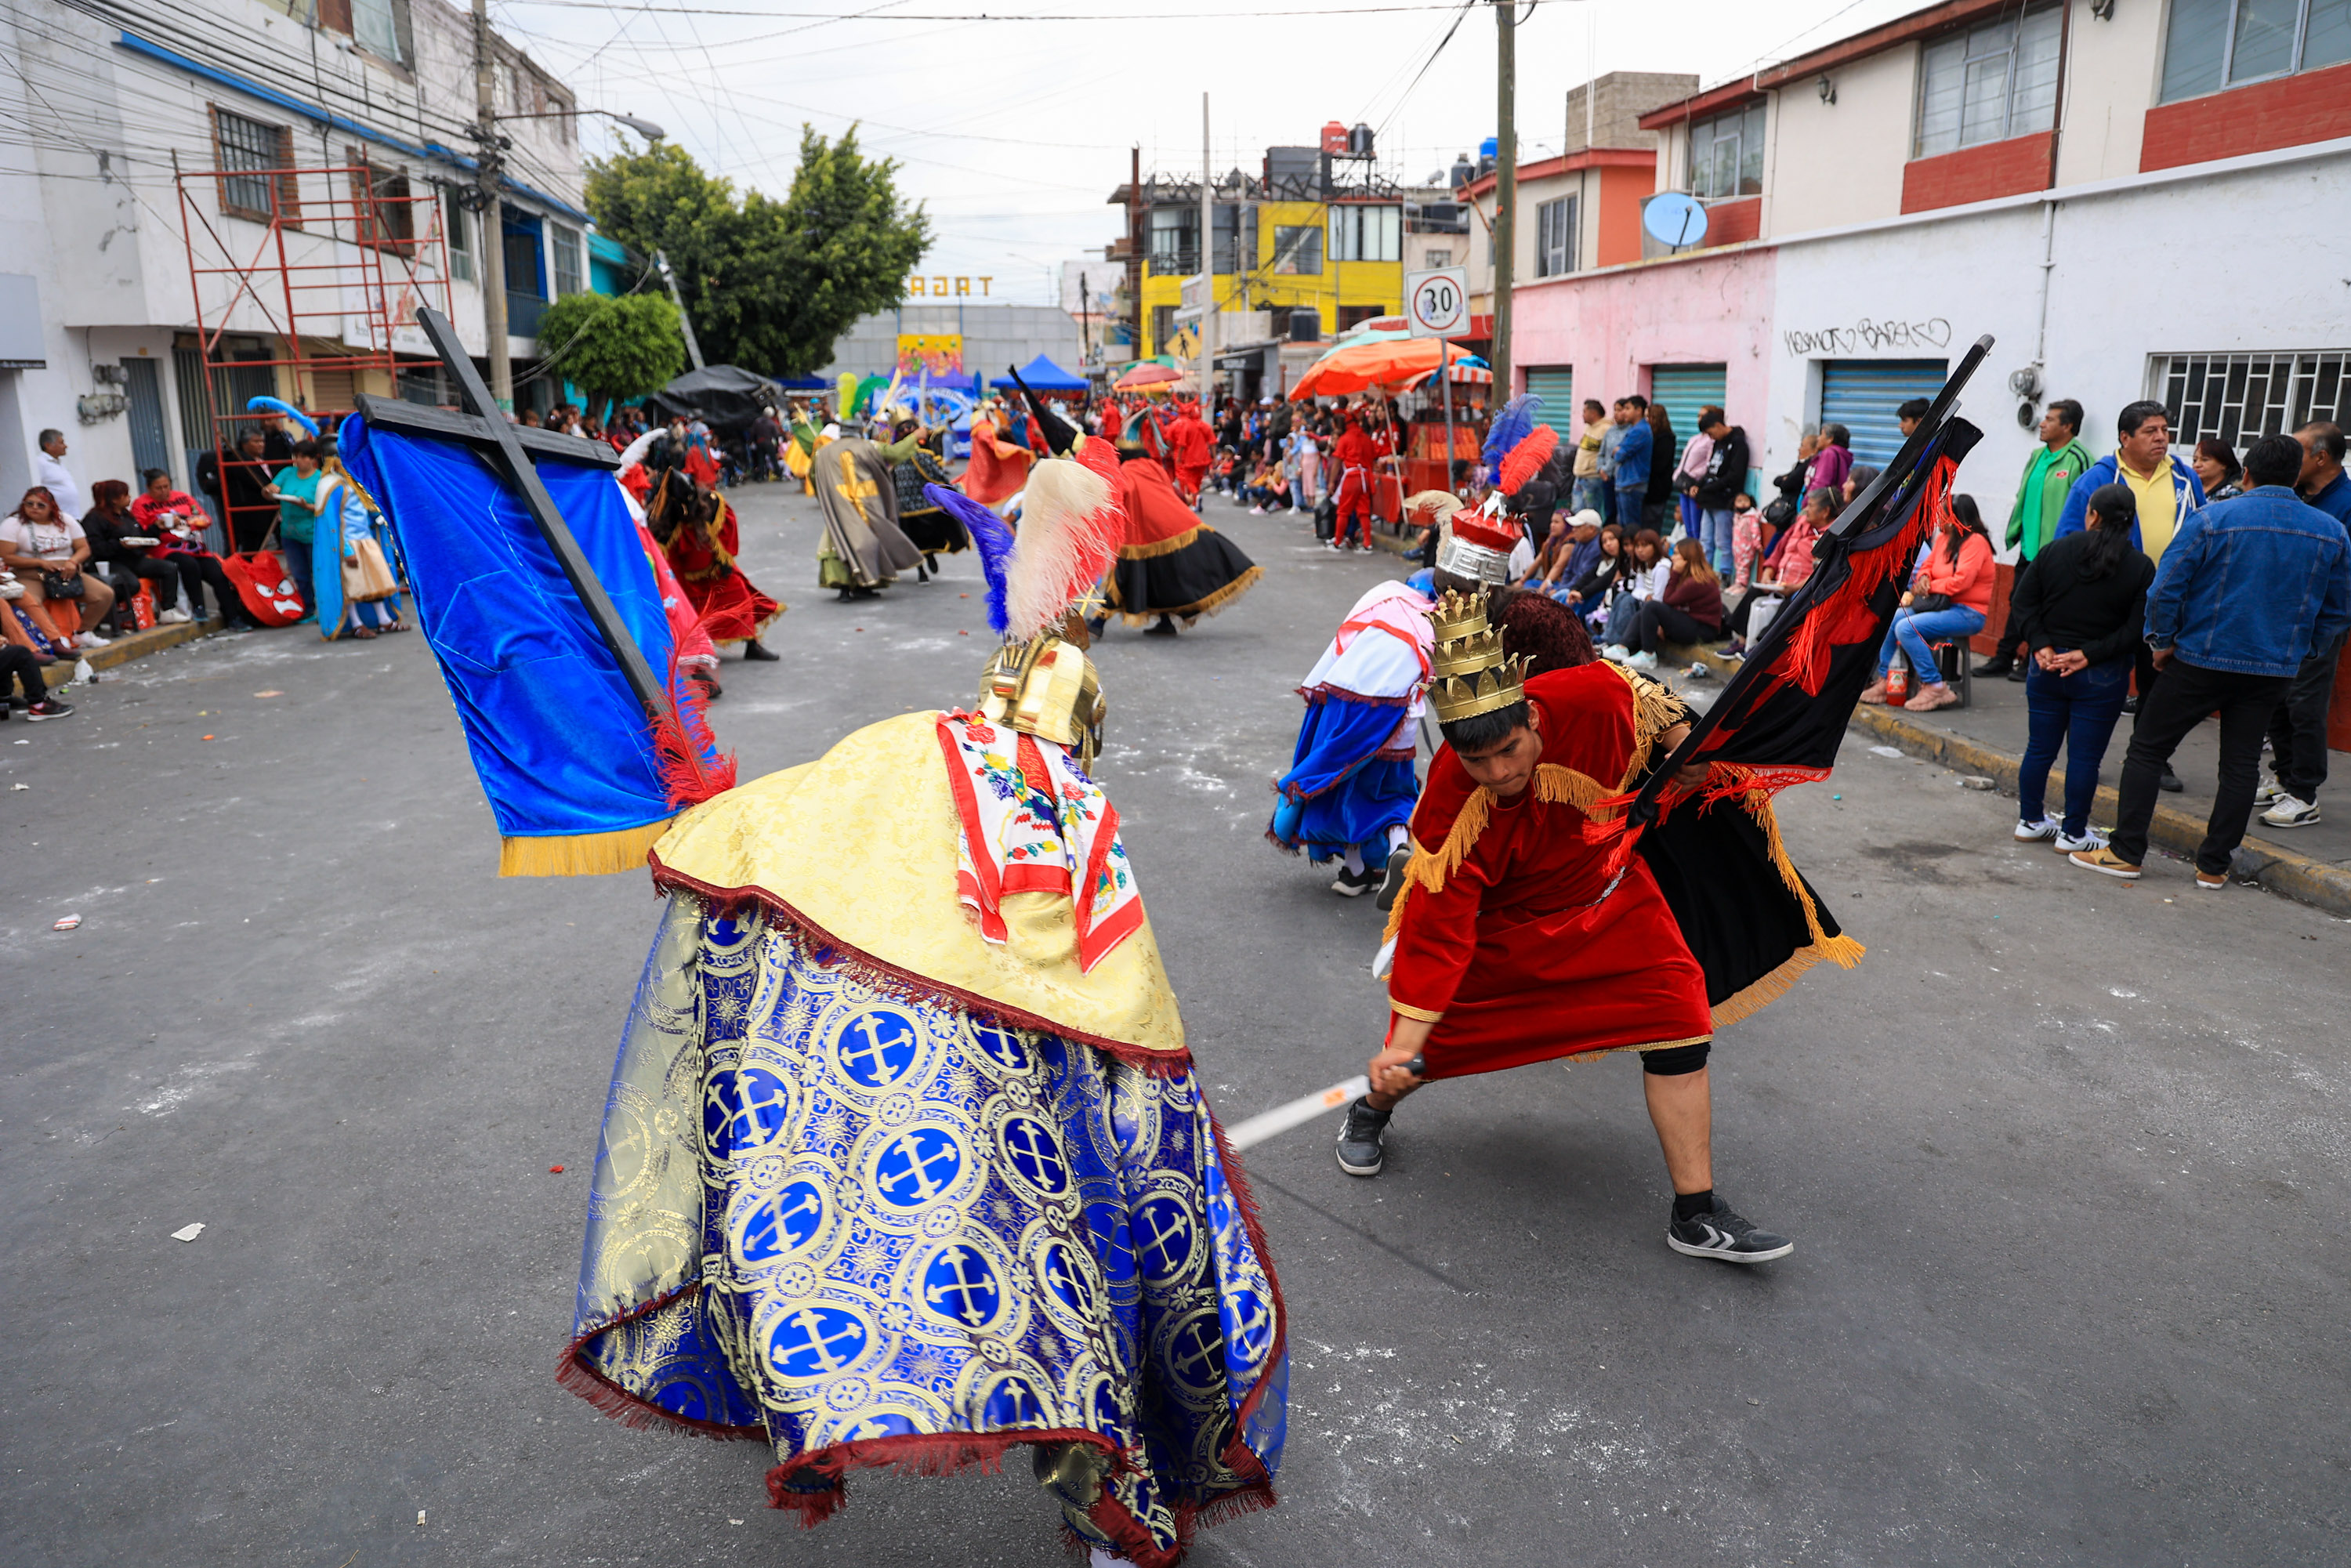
[906, 276, 994, 298]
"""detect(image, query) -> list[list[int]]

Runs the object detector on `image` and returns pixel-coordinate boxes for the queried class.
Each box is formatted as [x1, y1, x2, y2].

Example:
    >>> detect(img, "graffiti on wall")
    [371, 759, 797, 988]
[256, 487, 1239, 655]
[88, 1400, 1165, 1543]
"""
[1783, 317, 1953, 357]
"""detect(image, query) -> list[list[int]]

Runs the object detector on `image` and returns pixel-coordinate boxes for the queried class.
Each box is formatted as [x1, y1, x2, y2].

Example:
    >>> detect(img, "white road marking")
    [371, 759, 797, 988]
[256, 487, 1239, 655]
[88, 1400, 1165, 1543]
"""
[1226, 1075, 1371, 1150]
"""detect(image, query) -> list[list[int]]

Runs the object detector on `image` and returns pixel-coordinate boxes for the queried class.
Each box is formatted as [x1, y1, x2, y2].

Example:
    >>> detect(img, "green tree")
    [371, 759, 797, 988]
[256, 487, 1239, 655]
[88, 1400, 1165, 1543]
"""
[585, 129, 930, 375]
[535, 292, 686, 422]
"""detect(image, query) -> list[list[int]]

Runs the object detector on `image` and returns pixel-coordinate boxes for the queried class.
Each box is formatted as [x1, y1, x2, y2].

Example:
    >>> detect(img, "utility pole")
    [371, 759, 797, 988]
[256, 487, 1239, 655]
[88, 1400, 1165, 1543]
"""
[1199, 92, 1215, 415]
[1493, 0, 1516, 398]
[655, 250, 705, 371]
[472, 0, 510, 411]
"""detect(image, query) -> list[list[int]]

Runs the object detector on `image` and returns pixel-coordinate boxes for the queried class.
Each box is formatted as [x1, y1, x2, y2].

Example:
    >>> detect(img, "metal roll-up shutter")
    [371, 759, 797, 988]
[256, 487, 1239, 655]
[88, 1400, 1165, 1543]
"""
[1820, 359, 1949, 469]
[1646, 363, 1726, 476]
[1523, 367, 1575, 435]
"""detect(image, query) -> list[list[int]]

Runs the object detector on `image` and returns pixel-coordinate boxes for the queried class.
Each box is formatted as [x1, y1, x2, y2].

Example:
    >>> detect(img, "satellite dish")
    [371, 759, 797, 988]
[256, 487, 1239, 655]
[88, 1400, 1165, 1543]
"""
[1643, 192, 1710, 250]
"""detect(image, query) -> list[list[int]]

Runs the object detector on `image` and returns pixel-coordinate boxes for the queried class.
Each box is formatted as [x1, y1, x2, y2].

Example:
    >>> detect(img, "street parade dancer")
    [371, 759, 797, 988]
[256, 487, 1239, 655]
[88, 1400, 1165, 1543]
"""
[1267, 580, 1433, 898]
[625, 432, 784, 661]
[1016, 382, 1261, 636]
[889, 418, 970, 576]
[963, 397, 1034, 513]
[1328, 413, 1378, 552]
[1168, 400, 1215, 508]
[344, 385, 1286, 1564]
[815, 425, 927, 600]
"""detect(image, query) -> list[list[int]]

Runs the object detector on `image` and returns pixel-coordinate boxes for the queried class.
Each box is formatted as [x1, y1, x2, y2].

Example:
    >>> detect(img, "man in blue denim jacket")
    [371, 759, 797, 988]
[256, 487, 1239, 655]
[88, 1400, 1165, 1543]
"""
[2074, 433, 2351, 887]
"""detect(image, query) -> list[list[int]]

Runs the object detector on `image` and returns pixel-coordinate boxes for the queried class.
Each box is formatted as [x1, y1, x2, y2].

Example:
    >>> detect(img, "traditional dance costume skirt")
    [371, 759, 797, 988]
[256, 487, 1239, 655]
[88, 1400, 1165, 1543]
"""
[1268, 694, 1419, 861]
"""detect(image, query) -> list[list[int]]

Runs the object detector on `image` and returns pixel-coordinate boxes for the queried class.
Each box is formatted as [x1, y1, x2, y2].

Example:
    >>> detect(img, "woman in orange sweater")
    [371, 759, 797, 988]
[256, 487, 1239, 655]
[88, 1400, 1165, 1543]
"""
[1861, 494, 1997, 713]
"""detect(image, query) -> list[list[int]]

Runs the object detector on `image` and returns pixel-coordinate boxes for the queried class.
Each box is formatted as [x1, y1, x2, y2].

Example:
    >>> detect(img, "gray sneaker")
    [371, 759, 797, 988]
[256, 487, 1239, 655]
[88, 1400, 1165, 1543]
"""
[1335, 1097, 1391, 1177]
[1666, 1196, 1794, 1263]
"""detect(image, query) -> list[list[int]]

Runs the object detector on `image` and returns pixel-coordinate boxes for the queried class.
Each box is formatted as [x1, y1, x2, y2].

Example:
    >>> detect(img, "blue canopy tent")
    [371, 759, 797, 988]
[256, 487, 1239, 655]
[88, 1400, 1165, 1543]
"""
[990, 355, 1089, 395]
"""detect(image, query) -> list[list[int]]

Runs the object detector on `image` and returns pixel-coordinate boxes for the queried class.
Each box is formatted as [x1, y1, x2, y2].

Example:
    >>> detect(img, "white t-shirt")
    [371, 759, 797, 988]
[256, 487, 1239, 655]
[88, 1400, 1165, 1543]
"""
[34, 452, 84, 521]
[1, 512, 85, 563]
[1508, 535, 1535, 579]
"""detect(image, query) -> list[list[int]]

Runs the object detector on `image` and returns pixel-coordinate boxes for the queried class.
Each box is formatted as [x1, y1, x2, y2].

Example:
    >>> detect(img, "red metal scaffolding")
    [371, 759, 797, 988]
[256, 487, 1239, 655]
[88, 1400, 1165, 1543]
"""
[176, 158, 452, 552]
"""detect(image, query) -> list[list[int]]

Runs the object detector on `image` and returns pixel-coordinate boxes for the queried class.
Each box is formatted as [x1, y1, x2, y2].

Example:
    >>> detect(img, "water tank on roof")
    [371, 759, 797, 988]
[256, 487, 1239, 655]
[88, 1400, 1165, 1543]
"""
[1288, 308, 1322, 343]
[1450, 154, 1475, 189]
[1321, 121, 1349, 154]
[1479, 136, 1498, 160]
[1348, 122, 1375, 159]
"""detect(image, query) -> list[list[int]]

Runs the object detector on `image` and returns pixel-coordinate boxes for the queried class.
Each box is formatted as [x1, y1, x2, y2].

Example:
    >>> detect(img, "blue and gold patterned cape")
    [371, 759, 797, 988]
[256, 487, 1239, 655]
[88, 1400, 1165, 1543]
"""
[563, 713, 1286, 1563]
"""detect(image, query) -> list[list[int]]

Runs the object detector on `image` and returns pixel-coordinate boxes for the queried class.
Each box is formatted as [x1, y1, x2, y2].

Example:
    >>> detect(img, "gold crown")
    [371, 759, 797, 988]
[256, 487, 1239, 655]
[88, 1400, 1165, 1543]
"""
[1425, 590, 1527, 724]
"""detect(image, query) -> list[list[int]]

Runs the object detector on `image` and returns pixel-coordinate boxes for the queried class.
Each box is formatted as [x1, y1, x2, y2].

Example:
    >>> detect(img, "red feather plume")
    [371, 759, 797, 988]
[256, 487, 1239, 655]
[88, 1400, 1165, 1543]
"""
[1498, 424, 1558, 496]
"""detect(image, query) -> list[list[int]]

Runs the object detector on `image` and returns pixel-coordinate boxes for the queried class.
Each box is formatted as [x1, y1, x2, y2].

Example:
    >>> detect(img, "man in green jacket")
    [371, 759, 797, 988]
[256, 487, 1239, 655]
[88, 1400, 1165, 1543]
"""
[1976, 398, 2093, 679]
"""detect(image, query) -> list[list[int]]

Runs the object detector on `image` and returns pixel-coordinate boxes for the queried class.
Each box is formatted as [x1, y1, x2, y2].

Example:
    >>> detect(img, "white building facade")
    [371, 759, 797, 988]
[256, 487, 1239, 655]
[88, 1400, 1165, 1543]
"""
[0, 0, 592, 505]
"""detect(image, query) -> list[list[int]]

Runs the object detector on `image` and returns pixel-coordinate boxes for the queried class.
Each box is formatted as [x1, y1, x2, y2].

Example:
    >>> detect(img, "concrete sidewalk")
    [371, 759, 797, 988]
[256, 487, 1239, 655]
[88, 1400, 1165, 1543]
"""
[1675, 639, 2351, 916]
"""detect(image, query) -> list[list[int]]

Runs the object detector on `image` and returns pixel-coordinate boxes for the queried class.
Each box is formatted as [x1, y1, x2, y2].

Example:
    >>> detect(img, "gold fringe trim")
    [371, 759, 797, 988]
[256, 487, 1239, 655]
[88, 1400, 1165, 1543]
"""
[1709, 945, 1824, 1028]
[1533, 762, 1612, 816]
[498, 819, 672, 878]
[709, 601, 787, 647]
[1598, 661, 1690, 791]
[1696, 784, 1867, 1027]
[1114, 563, 1266, 625]
[1388, 998, 1444, 1023]
[1560, 1032, 1715, 1070]
[1378, 763, 1620, 946]
[1117, 523, 1206, 559]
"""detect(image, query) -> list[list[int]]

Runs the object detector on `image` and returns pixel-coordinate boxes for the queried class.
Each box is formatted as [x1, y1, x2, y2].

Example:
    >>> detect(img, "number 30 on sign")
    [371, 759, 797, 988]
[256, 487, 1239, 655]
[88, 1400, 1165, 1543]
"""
[1405, 266, 1469, 339]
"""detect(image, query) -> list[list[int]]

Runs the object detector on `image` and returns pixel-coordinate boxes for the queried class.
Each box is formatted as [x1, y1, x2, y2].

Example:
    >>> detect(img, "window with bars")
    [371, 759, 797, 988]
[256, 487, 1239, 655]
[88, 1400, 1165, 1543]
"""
[550, 225, 583, 295]
[1534, 195, 1577, 277]
[2154, 351, 2348, 448]
[211, 107, 297, 223]
[1328, 205, 1400, 263]
[1916, 6, 2063, 158]
[1148, 206, 1197, 274]
[1687, 103, 1765, 201]
[2160, 0, 2351, 101]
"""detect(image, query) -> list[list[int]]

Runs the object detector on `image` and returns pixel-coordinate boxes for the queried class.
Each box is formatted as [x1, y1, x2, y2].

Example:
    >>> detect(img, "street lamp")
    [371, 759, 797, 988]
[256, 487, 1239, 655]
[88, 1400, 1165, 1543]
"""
[491, 107, 667, 140]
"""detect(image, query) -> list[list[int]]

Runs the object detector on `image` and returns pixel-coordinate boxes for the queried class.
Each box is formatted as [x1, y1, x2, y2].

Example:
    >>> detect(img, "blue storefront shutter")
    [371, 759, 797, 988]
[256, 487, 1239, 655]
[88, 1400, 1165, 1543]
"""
[1524, 368, 1576, 435]
[1820, 359, 1949, 469]
[1646, 363, 1727, 476]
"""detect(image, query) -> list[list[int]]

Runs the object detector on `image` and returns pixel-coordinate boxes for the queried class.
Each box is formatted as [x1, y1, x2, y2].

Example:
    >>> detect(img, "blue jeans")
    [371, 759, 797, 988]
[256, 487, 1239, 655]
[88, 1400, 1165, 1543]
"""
[281, 534, 316, 620]
[1698, 507, 1735, 574]
[1571, 476, 1608, 520]
[2018, 657, 2130, 837]
[1614, 487, 1646, 534]
[1676, 493, 1701, 539]
[1603, 594, 1643, 649]
[1878, 605, 1986, 684]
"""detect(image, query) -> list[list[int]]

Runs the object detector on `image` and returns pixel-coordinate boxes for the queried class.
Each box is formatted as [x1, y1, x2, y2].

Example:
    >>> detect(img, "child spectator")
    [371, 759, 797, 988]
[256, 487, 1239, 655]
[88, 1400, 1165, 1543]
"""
[1729, 493, 1762, 591]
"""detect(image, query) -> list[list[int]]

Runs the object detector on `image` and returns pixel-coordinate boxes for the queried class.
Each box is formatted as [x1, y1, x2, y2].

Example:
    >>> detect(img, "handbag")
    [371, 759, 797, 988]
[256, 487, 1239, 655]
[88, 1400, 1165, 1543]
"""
[342, 535, 398, 602]
[1909, 592, 1952, 614]
[1762, 496, 1795, 527]
[41, 568, 85, 599]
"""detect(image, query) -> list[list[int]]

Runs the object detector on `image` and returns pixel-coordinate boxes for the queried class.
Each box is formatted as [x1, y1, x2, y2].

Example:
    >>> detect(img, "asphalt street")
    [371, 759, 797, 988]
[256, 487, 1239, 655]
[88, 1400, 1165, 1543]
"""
[6, 479, 2349, 1566]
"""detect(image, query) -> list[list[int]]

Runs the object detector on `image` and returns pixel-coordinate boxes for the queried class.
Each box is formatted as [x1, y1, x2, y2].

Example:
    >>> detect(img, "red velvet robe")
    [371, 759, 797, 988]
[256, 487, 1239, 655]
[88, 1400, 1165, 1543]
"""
[961, 418, 1033, 504]
[665, 493, 780, 645]
[1386, 664, 1713, 1078]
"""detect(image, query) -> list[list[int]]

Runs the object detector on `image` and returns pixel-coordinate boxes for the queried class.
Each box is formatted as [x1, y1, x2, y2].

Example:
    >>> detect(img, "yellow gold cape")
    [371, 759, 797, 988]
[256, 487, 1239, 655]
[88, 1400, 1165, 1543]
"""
[651, 711, 1187, 1059]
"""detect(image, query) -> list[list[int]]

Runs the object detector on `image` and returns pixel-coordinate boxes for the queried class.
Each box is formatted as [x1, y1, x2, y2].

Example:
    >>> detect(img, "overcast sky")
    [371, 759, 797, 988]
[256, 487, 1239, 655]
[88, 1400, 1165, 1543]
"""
[487, 0, 1923, 306]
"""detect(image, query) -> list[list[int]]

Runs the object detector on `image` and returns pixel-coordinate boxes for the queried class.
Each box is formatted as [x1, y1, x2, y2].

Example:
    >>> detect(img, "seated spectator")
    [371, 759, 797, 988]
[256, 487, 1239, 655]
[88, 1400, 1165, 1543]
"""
[1842, 462, 1881, 508]
[0, 486, 114, 650]
[1562, 523, 1629, 623]
[196, 425, 288, 553]
[81, 480, 186, 632]
[0, 635, 71, 720]
[1529, 509, 1601, 596]
[1599, 527, 1669, 659]
[133, 469, 259, 630]
[1725, 487, 1838, 654]
[2191, 438, 2244, 502]
[2009, 484, 2152, 854]
[2074, 434, 2351, 885]
[1624, 537, 1726, 670]
[1860, 493, 1996, 712]
[1810, 423, 1854, 496]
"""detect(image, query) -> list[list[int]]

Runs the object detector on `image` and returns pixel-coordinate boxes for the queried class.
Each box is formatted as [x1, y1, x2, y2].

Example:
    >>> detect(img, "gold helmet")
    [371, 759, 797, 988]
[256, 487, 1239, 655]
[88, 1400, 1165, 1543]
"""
[976, 621, 1107, 770]
[1426, 589, 1529, 724]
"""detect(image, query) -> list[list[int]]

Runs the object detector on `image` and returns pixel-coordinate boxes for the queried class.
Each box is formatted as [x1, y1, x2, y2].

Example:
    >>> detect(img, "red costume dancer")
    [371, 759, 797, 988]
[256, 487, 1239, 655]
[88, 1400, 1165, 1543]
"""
[643, 468, 782, 649]
[1168, 403, 1214, 503]
[961, 402, 1033, 506]
[1344, 588, 1859, 1266]
[1331, 417, 1378, 549]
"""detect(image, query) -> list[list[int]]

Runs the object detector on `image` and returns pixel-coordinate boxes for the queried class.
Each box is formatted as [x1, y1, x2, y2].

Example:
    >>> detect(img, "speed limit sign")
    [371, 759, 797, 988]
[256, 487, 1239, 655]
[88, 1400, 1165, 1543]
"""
[1404, 266, 1469, 339]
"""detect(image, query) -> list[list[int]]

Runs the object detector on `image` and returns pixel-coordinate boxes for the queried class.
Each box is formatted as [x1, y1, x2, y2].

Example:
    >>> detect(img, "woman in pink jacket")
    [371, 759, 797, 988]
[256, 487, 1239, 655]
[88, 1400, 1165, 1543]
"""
[1861, 494, 1996, 712]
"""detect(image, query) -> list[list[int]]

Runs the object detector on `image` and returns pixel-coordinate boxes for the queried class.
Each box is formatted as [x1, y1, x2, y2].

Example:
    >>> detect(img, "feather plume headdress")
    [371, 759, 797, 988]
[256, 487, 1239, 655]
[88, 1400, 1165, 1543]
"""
[925, 438, 1125, 641]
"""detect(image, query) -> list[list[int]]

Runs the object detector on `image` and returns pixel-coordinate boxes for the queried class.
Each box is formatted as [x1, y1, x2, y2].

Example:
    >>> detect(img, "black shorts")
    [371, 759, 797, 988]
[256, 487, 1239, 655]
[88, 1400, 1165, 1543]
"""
[1640, 1041, 1712, 1077]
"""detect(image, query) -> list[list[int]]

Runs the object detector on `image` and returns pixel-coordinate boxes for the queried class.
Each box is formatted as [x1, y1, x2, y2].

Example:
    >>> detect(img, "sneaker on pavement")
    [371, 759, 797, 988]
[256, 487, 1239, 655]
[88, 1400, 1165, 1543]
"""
[1375, 846, 1413, 911]
[1329, 864, 1381, 897]
[2252, 777, 2285, 807]
[1624, 649, 1658, 671]
[1600, 643, 1632, 663]
[1857, 679, 1889, 705]
[2261, 795, 2320, 828]
[1666, 1197, 1793, 1263]
[77, 629, 110, 649]
[2193, 868, 2228, 891]
[2015, 816, 2058, 842]
[2070, 846, 2142, 879]
[2053, 827, 2108, 854]
[1335, 1097, 1391, 1177]
[24, 697, 74, 721]
[2158, 768, 2184, 794]
[158, 607, 190, 625]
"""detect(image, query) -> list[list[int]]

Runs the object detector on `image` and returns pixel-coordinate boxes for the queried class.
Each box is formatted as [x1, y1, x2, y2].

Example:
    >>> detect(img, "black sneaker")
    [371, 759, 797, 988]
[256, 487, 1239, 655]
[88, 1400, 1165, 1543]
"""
[24, 697, 74, 721]
[1375, 846, 1413, 911]
[741, 640, 781, 662]
[1335, 1097, 1390, 1177]
[2159, 767, 2184, 794]
[1971, 656, 2014, 679]
[1666, 1197, 1793, 1263]
[1330, 864, 1380, 897]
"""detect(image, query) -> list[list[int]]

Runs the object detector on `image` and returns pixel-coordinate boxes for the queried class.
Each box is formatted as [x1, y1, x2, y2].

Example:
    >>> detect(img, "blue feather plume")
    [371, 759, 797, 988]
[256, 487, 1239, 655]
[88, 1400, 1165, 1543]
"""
[245, 395, 320, 437]
[927, 483, 1016, 634]
[1480, 393, 1541, 483]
